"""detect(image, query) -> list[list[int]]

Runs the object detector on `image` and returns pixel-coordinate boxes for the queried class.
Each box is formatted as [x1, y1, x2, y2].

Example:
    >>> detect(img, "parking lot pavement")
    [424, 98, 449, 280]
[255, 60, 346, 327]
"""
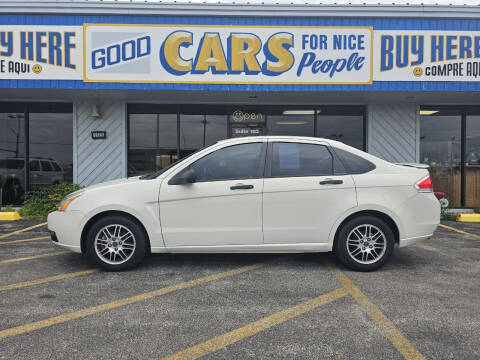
[0, 220, 479, 360]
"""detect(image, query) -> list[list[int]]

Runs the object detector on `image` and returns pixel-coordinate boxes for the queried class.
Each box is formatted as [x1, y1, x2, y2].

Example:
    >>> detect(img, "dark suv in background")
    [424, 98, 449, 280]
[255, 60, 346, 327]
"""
[0, 157, 64, 204]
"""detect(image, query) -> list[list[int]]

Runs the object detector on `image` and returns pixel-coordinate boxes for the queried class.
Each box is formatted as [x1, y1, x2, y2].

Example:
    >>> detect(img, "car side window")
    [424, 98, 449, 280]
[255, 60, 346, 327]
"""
[185, 143, 264, 182]
[52, 162, 62, 172]
[29, 160, 40, 171]
[333, 147, 376, 174]
[40, 160, 54, 172]
[270, 142, 333, 177]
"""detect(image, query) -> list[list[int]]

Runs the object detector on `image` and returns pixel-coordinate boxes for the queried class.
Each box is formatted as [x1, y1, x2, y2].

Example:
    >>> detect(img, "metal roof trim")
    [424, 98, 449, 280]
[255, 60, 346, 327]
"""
[2, 1, 480, 18]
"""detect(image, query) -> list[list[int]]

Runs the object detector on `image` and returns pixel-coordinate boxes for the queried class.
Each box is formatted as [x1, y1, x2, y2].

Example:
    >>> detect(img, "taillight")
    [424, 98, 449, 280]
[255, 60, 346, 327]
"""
[415, 175, 433, 192]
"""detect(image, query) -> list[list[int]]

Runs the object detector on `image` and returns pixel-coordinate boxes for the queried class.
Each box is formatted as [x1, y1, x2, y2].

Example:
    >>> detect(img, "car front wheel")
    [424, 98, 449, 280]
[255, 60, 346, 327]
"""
[86, 215, 147, 271]
[334, 216, 395, 271]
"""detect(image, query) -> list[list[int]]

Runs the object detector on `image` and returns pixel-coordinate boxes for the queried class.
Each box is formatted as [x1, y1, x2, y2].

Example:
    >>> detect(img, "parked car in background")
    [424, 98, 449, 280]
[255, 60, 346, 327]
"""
[0, 157, 64, 204]
[48, 136, 440, 272]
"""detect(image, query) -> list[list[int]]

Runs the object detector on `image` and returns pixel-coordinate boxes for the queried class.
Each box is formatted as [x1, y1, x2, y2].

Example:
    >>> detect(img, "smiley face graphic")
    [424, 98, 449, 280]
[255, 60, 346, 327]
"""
[413, 67, 423, 77]
[32, 64, 42, 74]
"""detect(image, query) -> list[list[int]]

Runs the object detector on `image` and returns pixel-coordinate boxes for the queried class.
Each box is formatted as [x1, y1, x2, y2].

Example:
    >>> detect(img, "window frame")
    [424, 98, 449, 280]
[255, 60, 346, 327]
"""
[168, 141, 267, 184]
[264, 141, 339, 179]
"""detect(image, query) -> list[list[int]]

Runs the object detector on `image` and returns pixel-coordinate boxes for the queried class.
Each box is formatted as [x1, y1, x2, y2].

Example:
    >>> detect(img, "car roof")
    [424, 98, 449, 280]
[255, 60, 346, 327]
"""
[215, 136, 346, 148]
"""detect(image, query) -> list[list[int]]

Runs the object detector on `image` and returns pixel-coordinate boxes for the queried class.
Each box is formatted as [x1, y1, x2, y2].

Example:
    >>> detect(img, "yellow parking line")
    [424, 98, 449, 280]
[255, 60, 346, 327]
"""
[0, 263, 263, 340]
[0, 222, 47, 240]
[439, 224, 480, 240]
[0, 236, 50, 245]
[0, 251, 70, 264]
[161, 287, 348, 360]
[0, 269, 99, 292]
[329, 265, 425, 360]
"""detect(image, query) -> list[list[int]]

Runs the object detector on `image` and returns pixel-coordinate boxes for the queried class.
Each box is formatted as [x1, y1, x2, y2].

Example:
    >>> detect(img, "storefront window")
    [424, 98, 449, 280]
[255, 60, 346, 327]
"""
[128, 105, 178, 177]
[29, 103, 73, 185]
[420, 108, 462, 207]
[0, 102, 73, 205]
[179, 105, 228, 157]
[316, 106, 365, 150]
[127, 104, 367, 181]
[466, 111, 480, 207]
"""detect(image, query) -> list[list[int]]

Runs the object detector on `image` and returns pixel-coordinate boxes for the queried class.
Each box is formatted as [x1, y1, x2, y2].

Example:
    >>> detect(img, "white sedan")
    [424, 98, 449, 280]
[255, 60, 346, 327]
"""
[48, 136, 440, 271]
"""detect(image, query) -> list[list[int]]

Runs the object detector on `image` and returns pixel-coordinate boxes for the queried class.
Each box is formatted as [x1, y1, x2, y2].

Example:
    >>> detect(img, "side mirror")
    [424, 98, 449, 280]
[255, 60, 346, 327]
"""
[169, 169, 197, 185]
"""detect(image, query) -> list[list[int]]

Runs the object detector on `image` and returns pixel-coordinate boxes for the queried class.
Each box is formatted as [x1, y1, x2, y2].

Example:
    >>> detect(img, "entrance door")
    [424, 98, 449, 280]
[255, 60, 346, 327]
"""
[159, 141, 266, 247]
[263, 140, 357, 244]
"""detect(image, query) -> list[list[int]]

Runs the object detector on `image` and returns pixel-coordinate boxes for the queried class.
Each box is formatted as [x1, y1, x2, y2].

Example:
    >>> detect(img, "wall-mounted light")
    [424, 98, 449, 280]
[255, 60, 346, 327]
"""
[91, 104, 101, 118]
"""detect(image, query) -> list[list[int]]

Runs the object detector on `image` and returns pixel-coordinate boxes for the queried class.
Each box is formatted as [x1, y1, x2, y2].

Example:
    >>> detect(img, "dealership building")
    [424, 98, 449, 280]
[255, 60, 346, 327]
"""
[0, 0, 479, 208]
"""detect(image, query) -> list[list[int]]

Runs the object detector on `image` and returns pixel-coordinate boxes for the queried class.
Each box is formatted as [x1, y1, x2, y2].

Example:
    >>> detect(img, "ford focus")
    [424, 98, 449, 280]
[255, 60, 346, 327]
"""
[48, 136, 440, 271]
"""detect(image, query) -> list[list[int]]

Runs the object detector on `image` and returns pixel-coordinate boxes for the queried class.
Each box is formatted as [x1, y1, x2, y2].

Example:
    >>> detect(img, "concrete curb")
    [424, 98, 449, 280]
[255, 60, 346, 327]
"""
[0, 212, 22, 221]
[457, 213, 480, 223]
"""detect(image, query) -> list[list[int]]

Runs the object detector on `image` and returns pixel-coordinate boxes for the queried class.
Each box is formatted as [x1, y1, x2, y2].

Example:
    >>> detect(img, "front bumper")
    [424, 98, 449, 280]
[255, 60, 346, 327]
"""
[47, 210, 85, 254]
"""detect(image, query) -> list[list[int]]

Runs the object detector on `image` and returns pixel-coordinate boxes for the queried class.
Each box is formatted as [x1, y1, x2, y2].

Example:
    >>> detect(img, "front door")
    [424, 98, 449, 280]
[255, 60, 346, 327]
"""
[263, 140, 357, 244]
[159, 141, 266, 247]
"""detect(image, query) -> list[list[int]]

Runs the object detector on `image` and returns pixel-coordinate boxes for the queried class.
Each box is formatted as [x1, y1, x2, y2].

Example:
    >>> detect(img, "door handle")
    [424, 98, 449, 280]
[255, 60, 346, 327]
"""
[319, 179, 343, 185]
[230, 184, 254, 190]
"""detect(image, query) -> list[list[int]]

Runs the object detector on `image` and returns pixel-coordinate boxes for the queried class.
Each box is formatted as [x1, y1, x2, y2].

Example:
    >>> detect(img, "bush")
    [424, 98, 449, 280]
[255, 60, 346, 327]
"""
[474, 207, 480, 214]
[1, 205, 15, 212]
[440, 207, 458, 221]
[19, 183, 84, 219]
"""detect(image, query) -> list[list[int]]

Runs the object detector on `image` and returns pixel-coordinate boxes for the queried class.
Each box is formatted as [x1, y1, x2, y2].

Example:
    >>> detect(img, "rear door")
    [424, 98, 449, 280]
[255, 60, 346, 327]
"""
[263, 139, 357, 244]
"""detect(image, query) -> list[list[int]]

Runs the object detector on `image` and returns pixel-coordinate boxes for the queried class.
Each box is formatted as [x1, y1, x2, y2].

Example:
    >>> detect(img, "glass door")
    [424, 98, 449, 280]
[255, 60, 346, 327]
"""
[420, 108, 462, 207]
[465, 111, 480, 207]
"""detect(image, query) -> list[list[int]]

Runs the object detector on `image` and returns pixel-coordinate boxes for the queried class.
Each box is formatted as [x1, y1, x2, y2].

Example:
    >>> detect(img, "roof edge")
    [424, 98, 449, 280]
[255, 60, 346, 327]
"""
[1, 2, 480, 19]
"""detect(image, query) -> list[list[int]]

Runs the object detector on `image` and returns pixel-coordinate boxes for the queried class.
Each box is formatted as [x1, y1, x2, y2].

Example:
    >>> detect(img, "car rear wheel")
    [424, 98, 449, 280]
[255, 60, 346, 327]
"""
[334, 215, 394, 271]
[86, 215, 147, 271]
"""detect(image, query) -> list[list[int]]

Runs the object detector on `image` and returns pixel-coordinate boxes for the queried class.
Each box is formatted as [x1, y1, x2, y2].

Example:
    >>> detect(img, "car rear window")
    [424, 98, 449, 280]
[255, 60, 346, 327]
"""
[333, 147, 376, 174]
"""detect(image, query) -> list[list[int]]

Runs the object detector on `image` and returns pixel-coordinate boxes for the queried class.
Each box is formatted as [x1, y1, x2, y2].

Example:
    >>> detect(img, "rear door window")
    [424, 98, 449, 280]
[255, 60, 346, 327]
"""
[270, 142, 333, 177]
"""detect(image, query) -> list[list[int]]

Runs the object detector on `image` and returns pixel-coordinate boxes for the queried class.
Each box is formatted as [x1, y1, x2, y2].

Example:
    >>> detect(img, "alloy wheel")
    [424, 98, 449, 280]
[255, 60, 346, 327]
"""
[94, 224, 136, 265]
[346, 224, 387, 264]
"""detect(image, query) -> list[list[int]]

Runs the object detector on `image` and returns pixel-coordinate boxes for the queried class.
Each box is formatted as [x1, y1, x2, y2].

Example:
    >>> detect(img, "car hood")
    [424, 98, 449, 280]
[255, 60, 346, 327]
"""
[83, 176, 142, 192]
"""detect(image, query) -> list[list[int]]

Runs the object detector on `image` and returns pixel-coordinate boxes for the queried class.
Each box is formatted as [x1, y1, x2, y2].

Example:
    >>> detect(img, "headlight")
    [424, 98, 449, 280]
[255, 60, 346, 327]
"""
[58, 190, 84, 211]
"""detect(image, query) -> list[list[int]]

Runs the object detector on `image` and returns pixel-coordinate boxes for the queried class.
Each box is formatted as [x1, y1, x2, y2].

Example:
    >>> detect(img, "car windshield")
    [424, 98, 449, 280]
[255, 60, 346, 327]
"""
[139, 148, 204, 180]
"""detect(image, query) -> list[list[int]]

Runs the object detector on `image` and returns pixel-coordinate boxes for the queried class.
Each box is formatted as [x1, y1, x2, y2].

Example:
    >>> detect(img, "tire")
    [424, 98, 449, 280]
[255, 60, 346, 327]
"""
[334, 215, 395, 271]
[86, 215, 147, 271]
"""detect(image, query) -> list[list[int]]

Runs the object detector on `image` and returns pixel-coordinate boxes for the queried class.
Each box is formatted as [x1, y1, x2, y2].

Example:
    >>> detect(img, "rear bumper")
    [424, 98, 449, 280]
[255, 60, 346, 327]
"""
[47, 210, 84, 254]
[397, 192, 440, 246]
